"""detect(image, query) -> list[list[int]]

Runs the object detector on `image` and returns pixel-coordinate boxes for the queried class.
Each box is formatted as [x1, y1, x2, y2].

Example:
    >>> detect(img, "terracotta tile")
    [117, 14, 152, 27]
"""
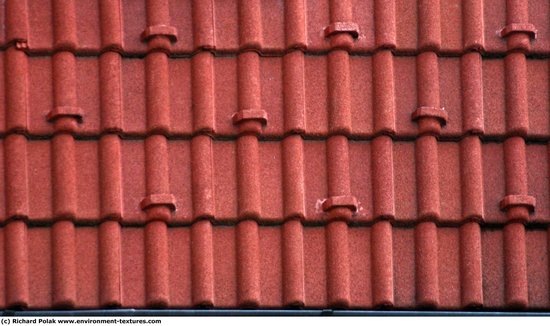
[483, 0, 508, 54]
[393, 142, 417, 223]
[0, 229, 5, 309]
[1, 138, 549, 227]
[527, 144, 550, 223]
[98, 221, 122, 307]
[213, 226, 238, 307]
[349, 227, 372, 308]
[258, 227, 283, 307]
[392, 227, 415, 308]
[437, 228, 460, 309]
[75, 227, 99, 308]
[121, 227, 146, 308]
[394, 0, 418, 52]
[482, 142, 506, 224]
[527, 59, 550, 138]
[459, 222, 483, 308]
[0, 1, 548, 55]
[530, 0, 550, 54]
[190, 220, 214, 306]
[3, 223, 550, 309]
[482, 229, 506, 308]
[167, 228, 192, 307]
[1, 53, 549, 138]
[303, 227, 327, 307]
[27, 227, 52, 309]
[2, 0, 550, 312]
[4, 221, 28, 308]
[438, 142, 461, 223]
[525, 230, 550, 308]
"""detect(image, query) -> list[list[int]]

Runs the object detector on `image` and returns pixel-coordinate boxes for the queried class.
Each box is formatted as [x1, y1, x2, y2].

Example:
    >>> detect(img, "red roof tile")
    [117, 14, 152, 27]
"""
[2, 53, 550, 138]
[2, 138, 550, 225]
[2, 0, 550, 55]
[0, 0, 549, 312]
[0, 224, 550, 309]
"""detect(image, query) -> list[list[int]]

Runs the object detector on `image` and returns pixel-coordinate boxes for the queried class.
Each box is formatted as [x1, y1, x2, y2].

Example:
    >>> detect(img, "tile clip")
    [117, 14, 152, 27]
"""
[498, 23, 537, 39]
[140, 193, 177, 211]
[141, 25, 178, 42]
[322, 195, 358, 213]
[47, 106, 84, 123]
[499, 194, 536, 213]
[324, 22, 360, 39]
[411, 106, 448, 126]
[232, 110, 268, 126]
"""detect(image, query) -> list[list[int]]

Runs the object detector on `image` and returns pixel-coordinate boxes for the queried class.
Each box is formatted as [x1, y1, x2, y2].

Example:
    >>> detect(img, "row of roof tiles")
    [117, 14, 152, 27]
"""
[2, 50, 550, 138]
[1, 0, 546, 314]
[2, 0, 550, 55]
[0, 135, 547, 225]
[0, 221, 548, 310]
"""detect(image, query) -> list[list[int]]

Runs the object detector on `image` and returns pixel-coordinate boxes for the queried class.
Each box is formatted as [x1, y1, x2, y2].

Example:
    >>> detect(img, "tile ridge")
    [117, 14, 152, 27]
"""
[52, 0, 78, 52]
[4, 134, 30, 222]
[4, 48, 29, 135]
[51, 220, 77, 308]
[462, 0, 485, 52]
[238, 0, 262, 52]
[233, 12, 264, 303]
[192, 0, 215, 50]
[284, 0, 307, 50]
[417, 0, 441, 52]
[4, 220, 29, 308]
[5, 0, 29, 51]
[499, 4, 533, 304]
[371, 220, 394, 308]
[98, 220, 122, 307]
[99, 51, 123, 133]
[374, 0, 396, 49]
[99, 0, 123, 52]
[411, 47, 443, 308]
[192, 52, 215, 134]
[190, 220, 215, 307]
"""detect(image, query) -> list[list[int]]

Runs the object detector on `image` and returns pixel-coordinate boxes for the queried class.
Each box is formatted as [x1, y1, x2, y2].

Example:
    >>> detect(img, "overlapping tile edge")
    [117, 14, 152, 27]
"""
[3, 48, 550, 138]
[1, 138, 549, 225]
[0, 0, 549, 312]
[2, 0, 550, 55]
[0, 224, 549, 310]
[2, 1, 550, 138]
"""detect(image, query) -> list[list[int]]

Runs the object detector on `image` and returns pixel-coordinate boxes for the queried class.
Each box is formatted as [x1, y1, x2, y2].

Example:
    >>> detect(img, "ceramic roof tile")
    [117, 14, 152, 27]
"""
[2, 53, 550, 138]
[2, 138, 550, 225]
[2, 0, 550, 54]
[1, 0, 550, 313]
[3, 225, 550, 309]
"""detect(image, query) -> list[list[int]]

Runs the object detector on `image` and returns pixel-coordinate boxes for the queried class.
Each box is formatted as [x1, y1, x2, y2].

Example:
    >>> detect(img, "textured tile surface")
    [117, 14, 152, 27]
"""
[1, 0, 549, 311]
[1, 0, 550, 55]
